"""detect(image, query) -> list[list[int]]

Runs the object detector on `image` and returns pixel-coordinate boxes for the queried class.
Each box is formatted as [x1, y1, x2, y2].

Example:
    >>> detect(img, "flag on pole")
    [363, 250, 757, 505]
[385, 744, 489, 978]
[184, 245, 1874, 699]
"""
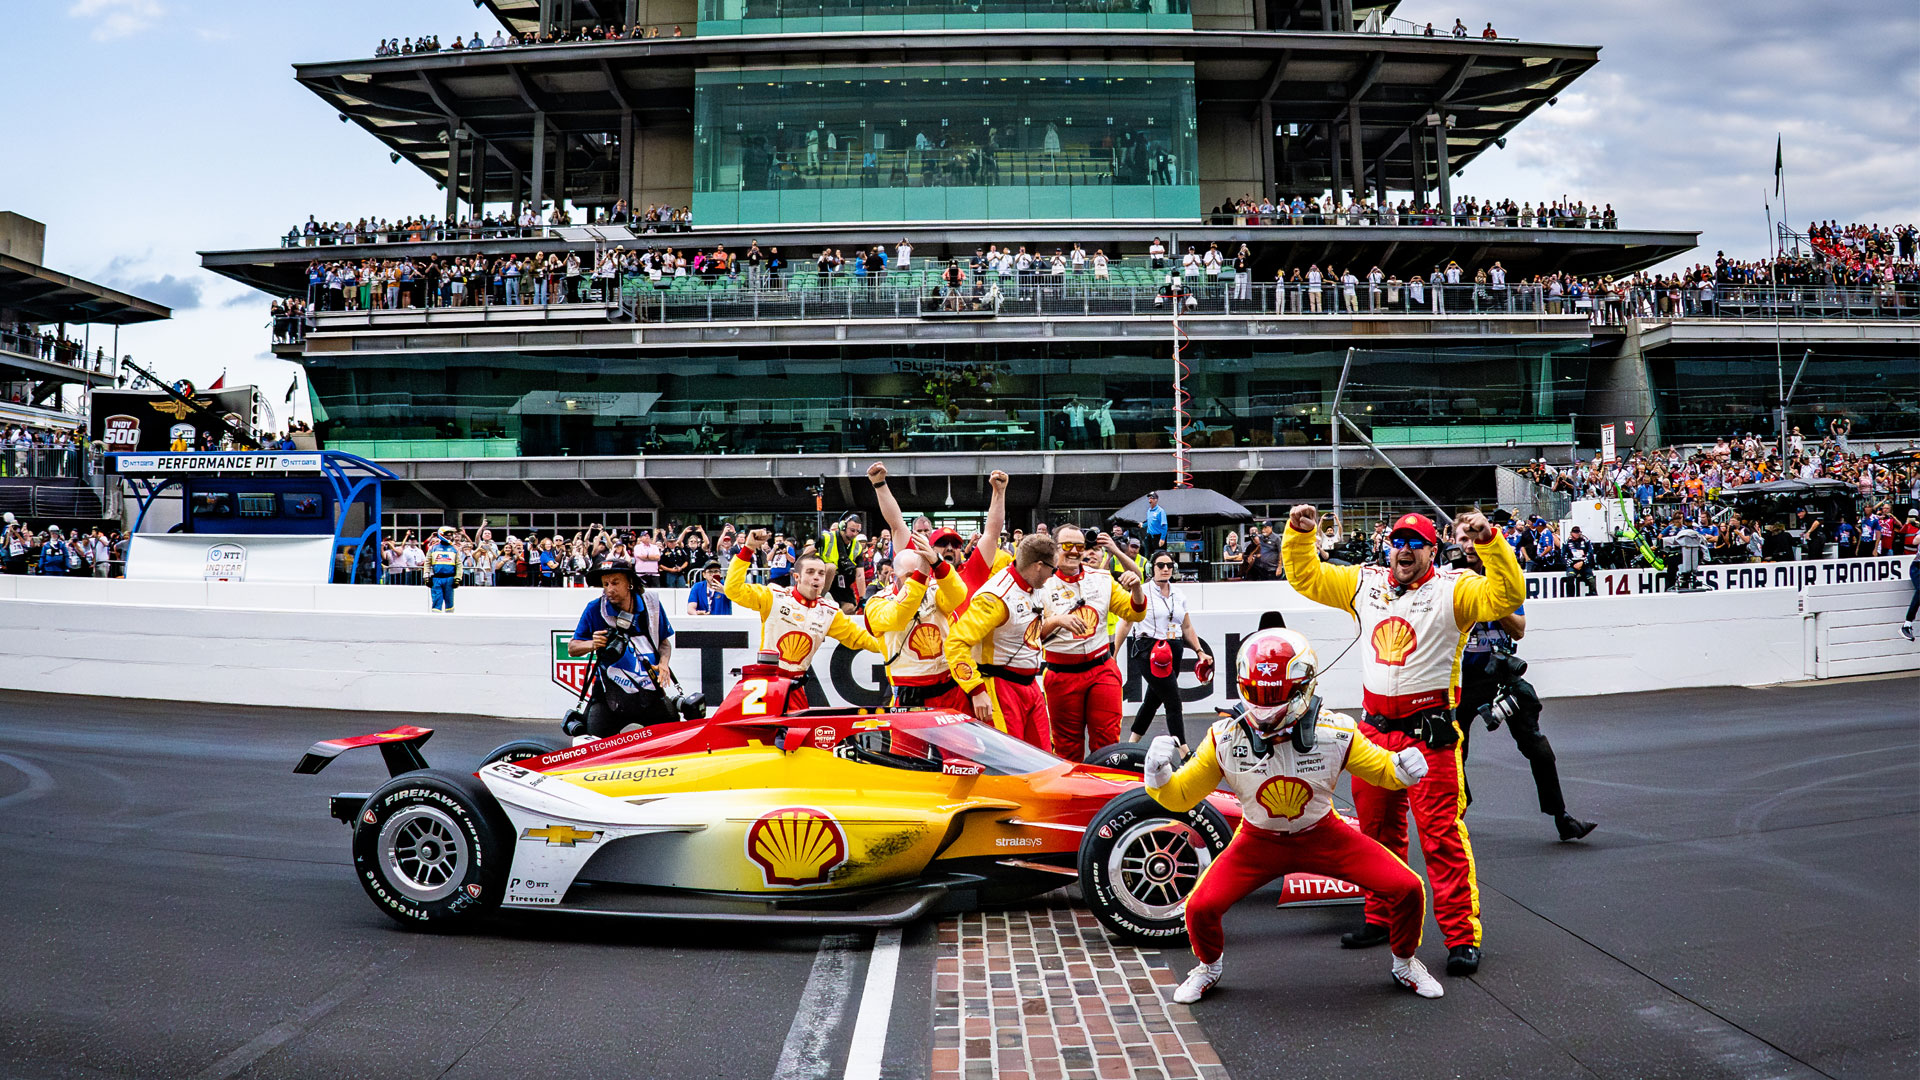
[285, 376, 299, 404]
[1773, 135, 1783, 196]
[208, 369, 226, 390]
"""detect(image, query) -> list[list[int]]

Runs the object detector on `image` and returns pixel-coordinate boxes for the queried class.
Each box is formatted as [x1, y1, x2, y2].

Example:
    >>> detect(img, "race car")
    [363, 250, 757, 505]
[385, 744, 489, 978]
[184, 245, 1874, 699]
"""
[298, 667, 1238, 942]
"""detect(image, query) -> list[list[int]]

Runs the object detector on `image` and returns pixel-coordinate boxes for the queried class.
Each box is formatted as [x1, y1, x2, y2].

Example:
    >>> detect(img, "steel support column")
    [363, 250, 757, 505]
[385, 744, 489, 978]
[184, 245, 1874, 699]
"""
[619, 110, 635, 214]
[553, 130, 567, 217]
[1434, 116, 1453, 218]
[444, 121, 459, 223]
[1328, 121, 1343, 199]
[1347, 102, 1364, 202]
[529, 112, 547, 213]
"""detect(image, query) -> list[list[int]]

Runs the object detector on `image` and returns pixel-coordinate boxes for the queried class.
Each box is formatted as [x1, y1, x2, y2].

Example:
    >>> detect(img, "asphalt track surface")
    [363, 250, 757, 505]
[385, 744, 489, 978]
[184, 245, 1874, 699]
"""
[0, 676, 1914, 1080]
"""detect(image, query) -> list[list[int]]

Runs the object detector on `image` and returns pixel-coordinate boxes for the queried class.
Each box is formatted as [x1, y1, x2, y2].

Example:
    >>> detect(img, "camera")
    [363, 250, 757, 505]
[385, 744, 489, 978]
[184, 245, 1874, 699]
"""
[1482, 646, 1528, 686]
[1474, 646, 1538, 732]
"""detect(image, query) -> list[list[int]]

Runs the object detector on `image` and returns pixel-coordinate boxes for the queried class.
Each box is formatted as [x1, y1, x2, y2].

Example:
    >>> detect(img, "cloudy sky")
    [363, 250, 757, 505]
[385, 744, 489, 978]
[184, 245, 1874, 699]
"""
[4, 0, 1915, 418]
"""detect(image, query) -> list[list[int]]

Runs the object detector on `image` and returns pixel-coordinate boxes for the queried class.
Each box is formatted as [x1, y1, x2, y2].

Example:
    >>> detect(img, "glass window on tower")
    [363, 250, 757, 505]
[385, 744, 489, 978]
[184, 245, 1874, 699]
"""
[699, 0, 1193, 36]
[692, 63, 1200, 226]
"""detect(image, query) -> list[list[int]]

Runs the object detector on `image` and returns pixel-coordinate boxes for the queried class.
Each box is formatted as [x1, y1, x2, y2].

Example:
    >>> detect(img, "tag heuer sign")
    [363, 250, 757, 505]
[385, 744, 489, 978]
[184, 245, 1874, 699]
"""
[551, 631, 591, 694]
[102, 416, 141, 451]
[204, 543, 248, 582]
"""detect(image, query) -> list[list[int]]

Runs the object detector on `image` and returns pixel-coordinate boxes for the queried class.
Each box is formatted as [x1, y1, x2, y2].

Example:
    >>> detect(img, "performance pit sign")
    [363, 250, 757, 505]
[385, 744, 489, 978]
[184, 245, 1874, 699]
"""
[1524, 554, 1914, 600]
[111, 452, 324, 475]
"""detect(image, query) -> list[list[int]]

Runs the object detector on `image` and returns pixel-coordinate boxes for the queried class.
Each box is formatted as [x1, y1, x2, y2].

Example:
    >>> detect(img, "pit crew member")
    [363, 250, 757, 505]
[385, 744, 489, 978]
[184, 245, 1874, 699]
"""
[727, 528, 882, 704]
[864, 531, 970, 710]
[1148, 629, 1444, 1003]
[945, 534, 1067, 749]
[1561, 525, 1597, 597]
[426, 525, 462, 613]
[1284, 504, 1522, 976]
[1038, 525, 1146, 760]
[568, 557, 674, 736]
[1454, 518, 1597, 842]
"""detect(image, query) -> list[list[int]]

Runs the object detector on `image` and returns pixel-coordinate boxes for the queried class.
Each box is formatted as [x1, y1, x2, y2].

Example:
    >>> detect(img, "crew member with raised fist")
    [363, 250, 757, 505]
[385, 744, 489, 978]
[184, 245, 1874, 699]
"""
[725, 527, 882, 705]
[1038, 525, 1146, 760]
[945, 534, 1066, 749]
[1282, 502, 1522, 976]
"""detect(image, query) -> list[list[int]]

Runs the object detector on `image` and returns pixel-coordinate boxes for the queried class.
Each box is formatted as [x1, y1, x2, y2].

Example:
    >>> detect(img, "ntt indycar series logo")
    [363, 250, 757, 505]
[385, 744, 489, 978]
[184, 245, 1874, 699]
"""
[1524, 555, 1914, 599]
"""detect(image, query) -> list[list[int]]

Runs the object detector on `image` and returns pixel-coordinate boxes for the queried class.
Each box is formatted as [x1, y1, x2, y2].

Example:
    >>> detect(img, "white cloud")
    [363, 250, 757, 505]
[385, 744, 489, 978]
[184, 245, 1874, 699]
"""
[68, 0, 166, 41]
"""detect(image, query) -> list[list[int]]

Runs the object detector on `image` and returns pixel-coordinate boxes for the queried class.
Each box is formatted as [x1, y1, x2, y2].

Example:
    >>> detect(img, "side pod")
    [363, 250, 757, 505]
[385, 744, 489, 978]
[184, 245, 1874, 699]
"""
[293, 725, 435, 776]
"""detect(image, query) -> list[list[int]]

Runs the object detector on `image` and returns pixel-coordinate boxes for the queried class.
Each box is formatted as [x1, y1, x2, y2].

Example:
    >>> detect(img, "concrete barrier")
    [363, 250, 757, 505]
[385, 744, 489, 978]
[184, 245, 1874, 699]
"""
[0, 574, 1912, 721]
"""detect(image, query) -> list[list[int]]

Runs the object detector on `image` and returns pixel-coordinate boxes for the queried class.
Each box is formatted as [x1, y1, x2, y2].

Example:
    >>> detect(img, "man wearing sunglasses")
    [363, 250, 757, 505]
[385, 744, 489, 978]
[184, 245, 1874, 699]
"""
[1283, 504, 1522, 977]
[946, 534, 1071, 750]
[1038, 526, 1147, 761]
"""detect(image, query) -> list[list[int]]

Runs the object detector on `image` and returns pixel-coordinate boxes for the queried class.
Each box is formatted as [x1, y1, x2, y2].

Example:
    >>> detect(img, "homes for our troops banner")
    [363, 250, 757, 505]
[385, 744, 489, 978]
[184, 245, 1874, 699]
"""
[1522, 554, 1914, 600]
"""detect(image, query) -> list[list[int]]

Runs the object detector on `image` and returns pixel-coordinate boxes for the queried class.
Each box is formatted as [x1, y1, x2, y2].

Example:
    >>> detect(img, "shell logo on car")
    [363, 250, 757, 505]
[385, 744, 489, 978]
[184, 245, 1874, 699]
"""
[746, 806, 848, 887]
[775, 631, 815, 665]
[1255, 776, 1313, 820]
[908, 623, 944, 659]
[1370, 617, 1417, 667]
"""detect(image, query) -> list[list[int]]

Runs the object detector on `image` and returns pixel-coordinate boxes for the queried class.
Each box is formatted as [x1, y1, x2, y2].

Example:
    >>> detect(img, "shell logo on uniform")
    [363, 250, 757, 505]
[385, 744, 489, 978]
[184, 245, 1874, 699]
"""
[1022, 619, 1042, 648]
[1254, 775, 1314, 819]
[907, 623, 944, 659]
[1071, 605, 1100, 637]
[1371, 617, 1417, 666]
[746, 806, 847, 887]
[952, 659, 978, 684]
[775, 630, 815, 665]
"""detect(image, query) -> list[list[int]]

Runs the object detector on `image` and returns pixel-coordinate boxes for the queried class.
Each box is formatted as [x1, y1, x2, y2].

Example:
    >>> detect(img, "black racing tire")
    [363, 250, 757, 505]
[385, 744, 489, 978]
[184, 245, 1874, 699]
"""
[351, 769, 513, 930]
[1076, 789, 1233, 945]
[1084, 741, 1148, 771]
[478, 736, 571, 768]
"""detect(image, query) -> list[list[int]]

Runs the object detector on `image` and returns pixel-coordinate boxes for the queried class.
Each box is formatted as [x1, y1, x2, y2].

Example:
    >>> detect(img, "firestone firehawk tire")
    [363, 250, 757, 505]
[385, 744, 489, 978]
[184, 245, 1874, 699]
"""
[478, 737, 571, 769]
[1084, 741, 1148, 771]
[1077, 789, 1232, 945]
[351, 769, 512, 930]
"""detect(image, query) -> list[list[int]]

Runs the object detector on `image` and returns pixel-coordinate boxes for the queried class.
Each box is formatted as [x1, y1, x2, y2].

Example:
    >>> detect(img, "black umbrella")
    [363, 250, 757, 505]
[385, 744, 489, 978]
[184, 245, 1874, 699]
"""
[1110, 488, 1253, 525]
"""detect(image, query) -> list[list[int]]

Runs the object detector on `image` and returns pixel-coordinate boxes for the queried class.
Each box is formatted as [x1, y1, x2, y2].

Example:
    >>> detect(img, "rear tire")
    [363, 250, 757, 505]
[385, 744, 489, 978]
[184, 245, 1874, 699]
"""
[478, 736, 571, 768]
[1084, 741, 1148, 771]
[351, 769, 512, 930]
[1077, 789, 1232, 944]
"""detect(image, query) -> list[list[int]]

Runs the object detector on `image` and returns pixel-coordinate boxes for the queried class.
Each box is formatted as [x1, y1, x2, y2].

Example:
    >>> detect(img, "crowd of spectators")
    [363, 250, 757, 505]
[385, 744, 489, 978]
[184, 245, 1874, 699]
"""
[1, 517, 124, 577]
[2, 425, 90, 478]
[1208, 193, 1618, 230]
[2, 323, 120, 377]
[284, 201, 690, 248]
[372, 23, 686, 57]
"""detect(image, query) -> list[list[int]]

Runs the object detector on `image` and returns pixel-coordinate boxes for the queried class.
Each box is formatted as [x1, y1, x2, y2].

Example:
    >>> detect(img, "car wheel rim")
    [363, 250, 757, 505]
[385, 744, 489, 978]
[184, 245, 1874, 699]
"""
[1105, 818, 1213, 921]
[379, 805, 467, 902]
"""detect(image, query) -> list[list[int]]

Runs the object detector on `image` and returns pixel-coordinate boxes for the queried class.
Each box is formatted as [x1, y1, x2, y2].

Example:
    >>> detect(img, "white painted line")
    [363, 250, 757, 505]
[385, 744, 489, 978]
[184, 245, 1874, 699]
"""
[843, 927, 904, 1080]
[772, 933, 861, 1080]
[0, 753, 56, 811]
[191, 951, 408, 1080]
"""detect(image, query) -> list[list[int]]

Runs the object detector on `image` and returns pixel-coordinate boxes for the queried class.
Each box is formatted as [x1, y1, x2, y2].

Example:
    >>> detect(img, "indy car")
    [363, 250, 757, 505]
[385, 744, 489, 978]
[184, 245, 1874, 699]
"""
[298, 669, 1355, 940]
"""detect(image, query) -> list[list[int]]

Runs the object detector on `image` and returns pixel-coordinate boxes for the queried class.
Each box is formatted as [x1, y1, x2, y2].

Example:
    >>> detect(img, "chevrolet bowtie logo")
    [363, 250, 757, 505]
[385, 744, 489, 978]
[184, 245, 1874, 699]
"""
[852, 718, 891, 730]
[522, 824, 600, 846]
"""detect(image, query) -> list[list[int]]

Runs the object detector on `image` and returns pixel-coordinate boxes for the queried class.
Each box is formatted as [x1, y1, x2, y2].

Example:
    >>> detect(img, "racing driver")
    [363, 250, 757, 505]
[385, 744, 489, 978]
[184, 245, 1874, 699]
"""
[1283, 504, 1522, 976]
[1146, 629, 1444, 1003]
[727, 528, 882, 705]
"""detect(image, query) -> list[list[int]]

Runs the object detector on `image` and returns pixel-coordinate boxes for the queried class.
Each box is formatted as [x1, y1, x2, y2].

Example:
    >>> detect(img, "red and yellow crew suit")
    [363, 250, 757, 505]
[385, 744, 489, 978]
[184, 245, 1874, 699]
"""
[724, 552, 882, 707]
[1281, 524, 1523, 950]
[945, 564, 1051, 750]
[1149, 711, 1427, 963]
[864, 560, 970, 712]
[1037, 566, 1143, 760]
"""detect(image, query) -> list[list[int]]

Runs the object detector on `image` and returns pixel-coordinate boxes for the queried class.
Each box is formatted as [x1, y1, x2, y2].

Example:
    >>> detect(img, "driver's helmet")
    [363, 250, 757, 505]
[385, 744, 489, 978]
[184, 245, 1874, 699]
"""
[1236, 629, 1318, 728]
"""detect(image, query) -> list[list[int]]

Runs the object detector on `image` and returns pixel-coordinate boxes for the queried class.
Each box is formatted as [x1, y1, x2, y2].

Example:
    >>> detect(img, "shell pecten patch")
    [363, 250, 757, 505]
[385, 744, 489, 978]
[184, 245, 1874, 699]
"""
[908, 622, 944, 659]
[1370, 616, 1417, 667]
[1255, 775, 1314, 820]
[775, 630, 815, 666]
[746, 806, 848, 887]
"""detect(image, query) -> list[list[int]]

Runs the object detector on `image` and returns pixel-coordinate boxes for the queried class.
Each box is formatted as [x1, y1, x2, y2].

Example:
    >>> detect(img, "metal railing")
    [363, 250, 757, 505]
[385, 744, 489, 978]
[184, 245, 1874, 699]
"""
[1, 329, 121, 380]
[1655, 284, 1920, 321]
[622, 280, 1556, 323]
[0, 446, 94, 480]
[281, 220, 690, 248]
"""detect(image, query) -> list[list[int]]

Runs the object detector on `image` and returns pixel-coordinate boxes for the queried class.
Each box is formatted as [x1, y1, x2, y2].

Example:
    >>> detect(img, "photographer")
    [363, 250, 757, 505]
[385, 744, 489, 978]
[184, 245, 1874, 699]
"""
[1452, 519, 1597, 843]
[567, 557, 677, 737]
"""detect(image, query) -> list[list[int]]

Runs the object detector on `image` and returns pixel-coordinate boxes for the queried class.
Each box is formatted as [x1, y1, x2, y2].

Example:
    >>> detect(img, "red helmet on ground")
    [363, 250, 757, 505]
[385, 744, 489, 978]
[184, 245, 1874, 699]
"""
[1236, 629, 1320, 720]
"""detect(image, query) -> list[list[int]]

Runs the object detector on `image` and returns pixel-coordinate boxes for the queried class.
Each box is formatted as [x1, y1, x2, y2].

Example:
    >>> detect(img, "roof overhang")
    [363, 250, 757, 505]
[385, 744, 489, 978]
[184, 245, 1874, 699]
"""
[0, 252, 171, 326]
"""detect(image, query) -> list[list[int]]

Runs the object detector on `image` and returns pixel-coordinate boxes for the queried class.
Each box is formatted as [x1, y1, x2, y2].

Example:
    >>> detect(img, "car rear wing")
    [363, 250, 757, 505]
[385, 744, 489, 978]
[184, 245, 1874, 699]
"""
[293, 725, 434, 777]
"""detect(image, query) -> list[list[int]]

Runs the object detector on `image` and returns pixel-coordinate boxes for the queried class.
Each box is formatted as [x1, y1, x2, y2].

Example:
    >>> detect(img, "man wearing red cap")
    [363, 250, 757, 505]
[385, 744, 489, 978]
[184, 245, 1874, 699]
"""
[1283, 503, 1523, 976]
[1037, 524, 1147, 760]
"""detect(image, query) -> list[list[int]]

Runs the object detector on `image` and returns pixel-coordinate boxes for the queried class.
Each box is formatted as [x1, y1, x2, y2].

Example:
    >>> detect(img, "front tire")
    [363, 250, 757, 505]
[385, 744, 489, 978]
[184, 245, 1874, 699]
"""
[351, 769, 511, 930]
[478, 736, 571, 768]
[1084, 741, 1148, 771]
[1077, 789, 1232, 944]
